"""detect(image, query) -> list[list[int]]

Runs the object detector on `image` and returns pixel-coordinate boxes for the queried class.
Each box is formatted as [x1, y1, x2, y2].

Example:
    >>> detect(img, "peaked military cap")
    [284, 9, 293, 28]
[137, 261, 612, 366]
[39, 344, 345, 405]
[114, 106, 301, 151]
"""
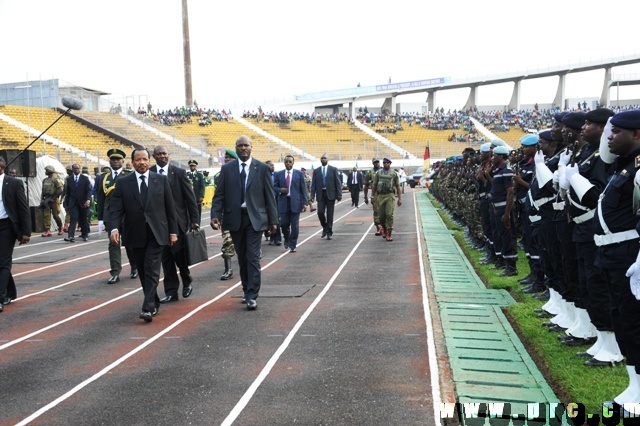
[538, 130, 554, 141]
[561, 112, 587, 130]
[107, 148, 126, 159]
[188, 160, 198, 166]
[224, 149, 238, 159]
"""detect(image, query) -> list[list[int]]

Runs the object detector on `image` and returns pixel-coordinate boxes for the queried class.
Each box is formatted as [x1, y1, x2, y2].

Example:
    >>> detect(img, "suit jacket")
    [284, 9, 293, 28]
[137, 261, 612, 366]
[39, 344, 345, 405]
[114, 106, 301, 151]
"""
[151, 165, 198, 234]
[63, 173, 92, 208]
[2, 175, 31, 238]
[310, 165, 342, 201]
[347, 171, 364, 191]
[106, 172, 178, 247]
[96, 169, 133, 222]
[211, 158, 278, 232]
[273, 169, 309, 214]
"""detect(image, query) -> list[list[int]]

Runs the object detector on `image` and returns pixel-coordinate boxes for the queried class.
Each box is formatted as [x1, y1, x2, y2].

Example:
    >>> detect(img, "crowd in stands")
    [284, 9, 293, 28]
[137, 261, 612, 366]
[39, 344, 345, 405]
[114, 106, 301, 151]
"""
[242, 109, 351, 125]
[138, 104, 233, 127]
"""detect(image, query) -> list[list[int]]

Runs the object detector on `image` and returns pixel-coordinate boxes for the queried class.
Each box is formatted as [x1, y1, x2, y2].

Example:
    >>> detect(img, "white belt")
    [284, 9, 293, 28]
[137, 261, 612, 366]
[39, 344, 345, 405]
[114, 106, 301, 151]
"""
[530, 215, 542, 223]
[573, 209, 595, 224]
[533, 196, 554, 209]
[569, 196, 590, 212]
[594, 230, 639, 247]
[493, 201, 507, 207]
[552, 201, 565, 210]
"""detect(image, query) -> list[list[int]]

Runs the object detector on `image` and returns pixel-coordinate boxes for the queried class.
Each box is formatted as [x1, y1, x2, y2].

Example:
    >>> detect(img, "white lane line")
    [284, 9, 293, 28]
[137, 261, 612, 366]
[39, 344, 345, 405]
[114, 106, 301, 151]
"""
[220, 223, 374, 426]
[14, 207, 360, 424]
[13, 240, 102, 261]
[413, 191, 442, 421]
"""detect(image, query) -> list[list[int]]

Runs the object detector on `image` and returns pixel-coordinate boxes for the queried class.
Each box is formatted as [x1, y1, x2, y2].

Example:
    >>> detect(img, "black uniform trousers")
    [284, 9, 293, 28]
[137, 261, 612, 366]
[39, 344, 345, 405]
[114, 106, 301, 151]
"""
[68, 204, 90, 239]
[556, 220, 579, 304]
[349, 185, 360, 206]
[107, 220, 137, 275]
[521, 204, 543, 280]
[479, 198, 493, 250]
[493, 205, 517, 260]
[575, 241, 612, 331]
[540, 218, 567, 295]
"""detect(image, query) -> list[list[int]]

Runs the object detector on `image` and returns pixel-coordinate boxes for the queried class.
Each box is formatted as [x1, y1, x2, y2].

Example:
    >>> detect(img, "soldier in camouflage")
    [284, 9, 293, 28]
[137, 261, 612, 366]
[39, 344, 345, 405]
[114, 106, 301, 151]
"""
[363, 158, 382, 235]
[215, 149, 238, 280]
[40, 165, 64, 237]
[372, 157, 402, 241]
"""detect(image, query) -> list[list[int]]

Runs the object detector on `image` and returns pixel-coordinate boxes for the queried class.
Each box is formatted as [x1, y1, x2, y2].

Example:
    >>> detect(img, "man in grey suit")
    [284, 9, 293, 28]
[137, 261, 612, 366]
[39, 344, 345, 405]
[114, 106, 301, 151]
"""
[151, 146, 200, 303]
[108, 148, 178, 322]
[0, 157, 31, 312]
[274, 155, 308, 253]
[211, 135, 278, 310]
[310, 154, 342, 240]
[347, 166, 364, 207]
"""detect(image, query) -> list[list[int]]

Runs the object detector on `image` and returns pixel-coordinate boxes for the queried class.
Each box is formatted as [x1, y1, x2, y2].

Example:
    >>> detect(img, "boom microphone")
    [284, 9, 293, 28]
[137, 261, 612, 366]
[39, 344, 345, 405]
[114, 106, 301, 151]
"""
[61, 96, 84, 110]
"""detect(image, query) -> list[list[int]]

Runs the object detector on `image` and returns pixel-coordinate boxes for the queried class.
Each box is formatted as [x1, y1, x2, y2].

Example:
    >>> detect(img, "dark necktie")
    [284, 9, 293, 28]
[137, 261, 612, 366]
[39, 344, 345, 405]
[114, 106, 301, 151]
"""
[74, 175, 78, 186]
[113, 171, 118, 181]
[240, 163, 246, 205]
[322, 167, 326, 186]
[159, 168, 164, 175]
[140, 175, 148, 205]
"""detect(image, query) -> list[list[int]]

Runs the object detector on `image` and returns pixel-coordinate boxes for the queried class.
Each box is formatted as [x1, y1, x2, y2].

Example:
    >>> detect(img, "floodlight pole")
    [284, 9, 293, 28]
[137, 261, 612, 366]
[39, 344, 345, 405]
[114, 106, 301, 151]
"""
[182, 0, 193, 108]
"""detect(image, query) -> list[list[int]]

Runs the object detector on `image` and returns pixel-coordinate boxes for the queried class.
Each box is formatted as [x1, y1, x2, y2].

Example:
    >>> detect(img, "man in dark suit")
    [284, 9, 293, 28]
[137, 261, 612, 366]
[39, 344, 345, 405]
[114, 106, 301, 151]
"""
[63, 163, 92, 242]
[347, 166, 364, 207]
[108, 148, 178, 322]
[0, 157, 31, 312]
[211, 135, 278, 310]
[151, 146, 199, 303]
[96, 149, 138, 284]
[274, 155, 308, 253]
[310, 154, 342, 240]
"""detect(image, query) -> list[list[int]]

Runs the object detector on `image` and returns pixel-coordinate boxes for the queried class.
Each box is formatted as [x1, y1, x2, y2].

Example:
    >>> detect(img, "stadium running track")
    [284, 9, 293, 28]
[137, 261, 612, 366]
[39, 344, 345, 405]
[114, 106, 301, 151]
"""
[0, 187, 444, 425]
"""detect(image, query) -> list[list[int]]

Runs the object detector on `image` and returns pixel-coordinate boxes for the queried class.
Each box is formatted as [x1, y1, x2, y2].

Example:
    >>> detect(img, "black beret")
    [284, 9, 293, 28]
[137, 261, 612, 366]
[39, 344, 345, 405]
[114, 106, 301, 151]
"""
[561, 112, 586, 130]
[585, 108, 615, 124]
[554, 112, 568, 122]
[538, 130, 554, 141]
[610, 110, 640, 131]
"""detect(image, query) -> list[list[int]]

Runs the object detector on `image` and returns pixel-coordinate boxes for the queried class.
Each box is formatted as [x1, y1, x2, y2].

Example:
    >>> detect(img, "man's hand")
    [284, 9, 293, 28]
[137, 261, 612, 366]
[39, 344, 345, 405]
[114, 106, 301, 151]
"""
[561, 164, 579, 190]
[337, 196, 342, 202]
[110, 229, 120, 245]
[397, 199, 402, 207]
[559, 149, 572, 167]
[168, 234, 178, 247]
[268, 224, 278, 235]
[626, 262, 640, 300]
[364, 196, 369, 205]
[210, 218, 221, 230]
[501, 213, 511, 229]
[302, 205, 307, 212]
[198, 197, 204, 203]
[84, 200, 91, 208]
[191, 223, 200, 231]
[20, 235, 30, 245]
[534, 150, 545, 164]
[280, 188, 289, 195]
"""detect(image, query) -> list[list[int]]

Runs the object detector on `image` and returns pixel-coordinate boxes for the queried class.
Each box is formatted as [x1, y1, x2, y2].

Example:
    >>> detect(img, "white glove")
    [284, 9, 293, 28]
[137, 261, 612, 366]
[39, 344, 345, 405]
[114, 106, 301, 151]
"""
[561, 164, 579, 190]
[553, 170, 560, 186]
[635, 169, 640, 187]
[534, 150, 545, 164]
[626, 262, 640, 300]
[558, 149, 572, 167]
[98, 220, 104, 236]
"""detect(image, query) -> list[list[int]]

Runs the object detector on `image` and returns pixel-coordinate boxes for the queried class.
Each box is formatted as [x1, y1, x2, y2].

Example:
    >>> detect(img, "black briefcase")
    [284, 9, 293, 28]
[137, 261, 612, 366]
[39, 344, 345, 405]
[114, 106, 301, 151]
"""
[185, 229, 208, 266]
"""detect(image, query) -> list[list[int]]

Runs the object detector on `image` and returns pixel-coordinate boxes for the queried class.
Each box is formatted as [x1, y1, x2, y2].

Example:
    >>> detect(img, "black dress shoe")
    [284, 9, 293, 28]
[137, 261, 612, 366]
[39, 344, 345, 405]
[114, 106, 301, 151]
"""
[159, 295, 179, 303]
[321, 231, 327, 238]
[577, 351, 593, 358]
[139, 311, 153, 322]
[107, 274, 120, 284]
[0, 304, 3, 313]
[518, 273, 533, 284]
[548, 324, 566, 332]
[151, 307, 159, 316]
[182, 285, 193, 298]
[537, 311, 554, 318]
[64, 237, 75, 243]
[82, 236, 88, 242]
[562, 336, 597, 347]
[130, 269, 138, 279]
[2, 297, 12, 305]
[275, 241, 281, 246]
[246, 299, 257, 310]
[327, 233, 332, 240]
[289, 248, 296, 253]
[241, 297, 247, 304]
[585, 357, 616, 367]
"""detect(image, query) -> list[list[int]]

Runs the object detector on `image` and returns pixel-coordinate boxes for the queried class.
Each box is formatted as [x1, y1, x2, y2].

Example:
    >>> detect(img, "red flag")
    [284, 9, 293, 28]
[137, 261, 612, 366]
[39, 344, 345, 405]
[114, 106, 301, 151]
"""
[423, 146, 430, 160]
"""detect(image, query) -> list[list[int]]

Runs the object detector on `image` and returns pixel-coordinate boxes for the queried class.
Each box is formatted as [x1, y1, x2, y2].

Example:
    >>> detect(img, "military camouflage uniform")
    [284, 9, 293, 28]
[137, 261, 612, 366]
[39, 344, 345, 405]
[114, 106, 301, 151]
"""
[372, 168, 400, 232]
[364, 167, 380, 228]
[41, 173, 63, 232]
